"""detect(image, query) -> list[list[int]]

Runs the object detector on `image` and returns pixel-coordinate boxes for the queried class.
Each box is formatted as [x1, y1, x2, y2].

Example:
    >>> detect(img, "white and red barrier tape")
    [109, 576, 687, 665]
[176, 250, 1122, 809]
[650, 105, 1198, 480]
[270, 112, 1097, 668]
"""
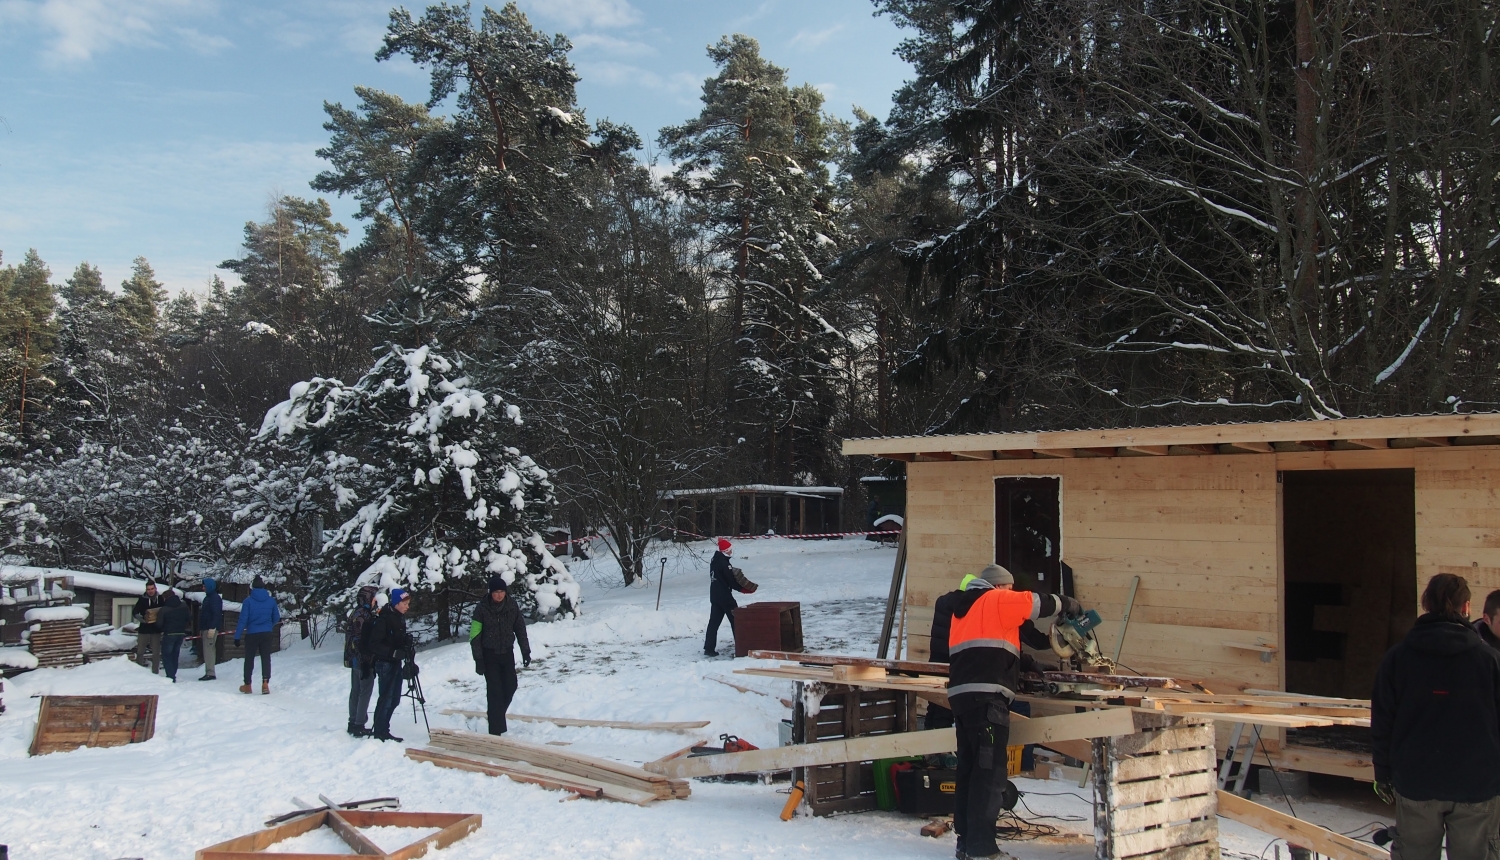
[548, 526, 901, 547]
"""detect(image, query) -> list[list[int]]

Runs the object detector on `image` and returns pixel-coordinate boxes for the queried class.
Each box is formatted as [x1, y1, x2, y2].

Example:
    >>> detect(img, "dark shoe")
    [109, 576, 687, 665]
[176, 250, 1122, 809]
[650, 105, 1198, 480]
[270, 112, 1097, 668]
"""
[374, 731, 403, 743]
[199, 674, 215, 681]
[704, 650, 718, 657]
[348, 725, 372, 738]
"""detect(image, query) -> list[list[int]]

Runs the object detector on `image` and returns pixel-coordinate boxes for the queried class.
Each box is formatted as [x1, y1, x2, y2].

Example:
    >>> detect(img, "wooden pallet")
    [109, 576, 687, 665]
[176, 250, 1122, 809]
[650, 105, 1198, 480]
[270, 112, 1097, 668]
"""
[793, 681, 916, 816]
[1093, 713, 1219, 860]
[29, 619, 84, 668]
[196, 809, 480, 859]
[29, 694, 158, 756]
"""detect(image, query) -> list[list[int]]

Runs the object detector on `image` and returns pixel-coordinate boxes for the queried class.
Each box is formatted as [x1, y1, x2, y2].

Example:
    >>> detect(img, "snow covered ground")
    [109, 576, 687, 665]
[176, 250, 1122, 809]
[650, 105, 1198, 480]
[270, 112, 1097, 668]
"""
[0, 537, 1391, 859]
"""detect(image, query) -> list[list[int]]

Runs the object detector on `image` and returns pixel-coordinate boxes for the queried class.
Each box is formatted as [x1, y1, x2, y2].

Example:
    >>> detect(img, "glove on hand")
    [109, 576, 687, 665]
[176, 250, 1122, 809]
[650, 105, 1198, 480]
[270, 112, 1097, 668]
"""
[1374, 781, 1395, 805]
[233, 638, 241, 647]
[523, 656, 532, 668]
[474, 660, 485, 676]
[1060, 595, 1084, 618]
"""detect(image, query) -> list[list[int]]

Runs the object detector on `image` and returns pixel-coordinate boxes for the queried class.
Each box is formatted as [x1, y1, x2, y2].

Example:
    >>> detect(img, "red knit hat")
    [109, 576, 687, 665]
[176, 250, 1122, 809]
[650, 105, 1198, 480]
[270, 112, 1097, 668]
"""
[717, 538, 732, 552]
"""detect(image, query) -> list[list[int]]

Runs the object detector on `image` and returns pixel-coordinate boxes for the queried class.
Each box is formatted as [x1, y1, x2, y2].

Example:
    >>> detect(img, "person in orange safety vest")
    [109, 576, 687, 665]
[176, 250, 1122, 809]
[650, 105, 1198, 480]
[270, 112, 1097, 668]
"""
[947, 563, 1083, 860]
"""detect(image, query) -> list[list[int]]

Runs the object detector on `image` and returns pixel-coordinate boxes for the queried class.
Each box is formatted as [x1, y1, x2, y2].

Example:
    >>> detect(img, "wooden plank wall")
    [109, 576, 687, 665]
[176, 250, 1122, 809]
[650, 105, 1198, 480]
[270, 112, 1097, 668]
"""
[1415, 447, 1500, 610]
[903, 455, 1281, 692]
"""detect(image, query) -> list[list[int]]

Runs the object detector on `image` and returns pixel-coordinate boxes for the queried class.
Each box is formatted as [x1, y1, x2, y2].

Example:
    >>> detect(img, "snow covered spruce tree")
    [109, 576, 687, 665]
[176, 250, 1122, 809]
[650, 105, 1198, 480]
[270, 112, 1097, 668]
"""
[239, 337, 578, 623]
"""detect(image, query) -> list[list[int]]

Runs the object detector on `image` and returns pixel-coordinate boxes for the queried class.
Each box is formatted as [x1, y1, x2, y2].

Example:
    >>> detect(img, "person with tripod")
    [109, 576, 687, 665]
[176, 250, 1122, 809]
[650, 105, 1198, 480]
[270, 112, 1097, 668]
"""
[362, 588, 415, 743]
[469, 574, 531, 736]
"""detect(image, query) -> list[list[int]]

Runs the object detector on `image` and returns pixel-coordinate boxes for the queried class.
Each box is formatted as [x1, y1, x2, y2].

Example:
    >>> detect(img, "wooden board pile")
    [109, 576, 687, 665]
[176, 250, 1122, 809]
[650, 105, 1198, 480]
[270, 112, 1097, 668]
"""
[25, 606, 90, 669]
[1093, 713, 1220, 860]
[406, 728, 691, 805]
[30, 694, 158, 755]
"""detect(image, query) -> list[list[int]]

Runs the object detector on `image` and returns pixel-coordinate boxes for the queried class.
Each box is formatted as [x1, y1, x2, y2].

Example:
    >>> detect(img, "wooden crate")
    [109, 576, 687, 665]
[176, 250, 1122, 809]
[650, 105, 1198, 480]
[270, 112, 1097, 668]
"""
[733, 602, 802, 657]
[792, 681, 916, 815]
[1092, 713, 1219, 860]
[29, 694, 158, 756]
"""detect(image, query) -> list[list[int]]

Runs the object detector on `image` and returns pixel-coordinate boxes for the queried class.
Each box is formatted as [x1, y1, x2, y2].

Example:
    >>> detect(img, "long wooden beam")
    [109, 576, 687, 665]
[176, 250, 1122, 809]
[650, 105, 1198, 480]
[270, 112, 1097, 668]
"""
[643, 709, 1138, 778]
[1216, 791, 1389, 860]
[842, 413, 1500, 458]
[438, 709, 711, 731]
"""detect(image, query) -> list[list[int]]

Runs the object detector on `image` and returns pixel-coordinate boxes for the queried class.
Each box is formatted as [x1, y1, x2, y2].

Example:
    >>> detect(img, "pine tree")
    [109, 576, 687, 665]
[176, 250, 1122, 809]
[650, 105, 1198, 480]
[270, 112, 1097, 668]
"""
[660, 36, 848, 483]
[117, 257, 166, 336]
[237, 338, 577, 620]
[0, 250, 58, 443]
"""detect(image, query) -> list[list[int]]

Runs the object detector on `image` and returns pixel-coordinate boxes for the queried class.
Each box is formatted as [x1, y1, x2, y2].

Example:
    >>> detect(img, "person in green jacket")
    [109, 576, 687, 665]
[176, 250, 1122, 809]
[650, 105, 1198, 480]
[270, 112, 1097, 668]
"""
[470, 574, 531, 736]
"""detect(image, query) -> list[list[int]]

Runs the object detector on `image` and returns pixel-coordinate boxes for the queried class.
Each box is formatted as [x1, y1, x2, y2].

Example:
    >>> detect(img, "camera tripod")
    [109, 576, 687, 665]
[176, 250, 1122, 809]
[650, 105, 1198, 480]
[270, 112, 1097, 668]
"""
[402, 659, 430, 734]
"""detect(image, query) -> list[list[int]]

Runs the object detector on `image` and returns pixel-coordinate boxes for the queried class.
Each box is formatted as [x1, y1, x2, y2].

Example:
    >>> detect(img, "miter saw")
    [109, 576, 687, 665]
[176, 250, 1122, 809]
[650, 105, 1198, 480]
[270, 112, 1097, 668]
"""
[1017, 608, 1181, 697]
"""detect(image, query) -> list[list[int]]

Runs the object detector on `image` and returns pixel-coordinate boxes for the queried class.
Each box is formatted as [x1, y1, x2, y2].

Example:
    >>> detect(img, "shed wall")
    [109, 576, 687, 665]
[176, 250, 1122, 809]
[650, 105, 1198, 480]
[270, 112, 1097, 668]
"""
[901, 445, 1500, 693]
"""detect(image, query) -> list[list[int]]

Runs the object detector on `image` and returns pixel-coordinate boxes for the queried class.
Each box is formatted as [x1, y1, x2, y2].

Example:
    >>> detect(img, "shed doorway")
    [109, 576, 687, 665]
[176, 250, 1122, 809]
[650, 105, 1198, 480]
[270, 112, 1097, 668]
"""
[1282, 469, 1417, 699]
[995, 477, 1061, 594]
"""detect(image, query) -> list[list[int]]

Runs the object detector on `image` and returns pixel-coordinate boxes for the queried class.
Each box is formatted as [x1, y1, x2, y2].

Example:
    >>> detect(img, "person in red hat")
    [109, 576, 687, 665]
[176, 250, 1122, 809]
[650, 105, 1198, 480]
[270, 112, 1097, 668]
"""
[704, 538, 738, 656]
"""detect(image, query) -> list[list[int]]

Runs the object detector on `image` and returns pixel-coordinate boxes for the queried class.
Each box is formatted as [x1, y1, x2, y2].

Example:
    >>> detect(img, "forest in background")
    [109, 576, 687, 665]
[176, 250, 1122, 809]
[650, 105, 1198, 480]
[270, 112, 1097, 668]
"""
[0, 0, 1494, 625]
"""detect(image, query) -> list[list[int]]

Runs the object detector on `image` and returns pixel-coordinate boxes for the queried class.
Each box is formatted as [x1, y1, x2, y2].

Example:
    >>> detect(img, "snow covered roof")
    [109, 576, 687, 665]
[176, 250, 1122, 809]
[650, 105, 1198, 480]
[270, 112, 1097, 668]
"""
[843, 413, 1500, 460]
[55, 571, 150, 596]
[664, 484, 843, 498]
[0, 564, 101, 585]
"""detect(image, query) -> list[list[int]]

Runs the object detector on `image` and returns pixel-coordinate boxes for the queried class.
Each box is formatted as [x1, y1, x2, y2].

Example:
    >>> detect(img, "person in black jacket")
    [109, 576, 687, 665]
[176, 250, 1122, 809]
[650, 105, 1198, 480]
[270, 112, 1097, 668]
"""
[1372, 573, 1500, 860]
[1474, 589, 1500, 654]
[704, 538, 738, 656]
[133, 581, 164, 673]
[469, 574, 532, 736]
[158, 590, 191, 682]
[197, 578, 224, 681]
[361, 588, 415, 742]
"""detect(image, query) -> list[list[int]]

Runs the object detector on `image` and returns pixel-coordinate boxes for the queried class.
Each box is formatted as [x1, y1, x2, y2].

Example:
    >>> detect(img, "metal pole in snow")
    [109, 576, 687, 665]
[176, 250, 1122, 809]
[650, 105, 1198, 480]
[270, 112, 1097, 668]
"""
[655, 557, 668, 611]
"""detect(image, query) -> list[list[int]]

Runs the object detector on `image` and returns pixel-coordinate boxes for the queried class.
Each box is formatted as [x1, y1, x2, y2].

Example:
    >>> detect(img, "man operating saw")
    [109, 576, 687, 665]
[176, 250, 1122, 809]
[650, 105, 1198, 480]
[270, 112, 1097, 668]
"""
[947, 563, 1083, 860]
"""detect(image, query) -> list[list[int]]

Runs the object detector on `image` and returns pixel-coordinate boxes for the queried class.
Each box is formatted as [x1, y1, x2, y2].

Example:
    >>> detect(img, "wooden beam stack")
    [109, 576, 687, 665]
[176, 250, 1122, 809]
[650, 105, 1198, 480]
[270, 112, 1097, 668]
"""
[406, 728, 690, 805]
[27, 616, 86, 668]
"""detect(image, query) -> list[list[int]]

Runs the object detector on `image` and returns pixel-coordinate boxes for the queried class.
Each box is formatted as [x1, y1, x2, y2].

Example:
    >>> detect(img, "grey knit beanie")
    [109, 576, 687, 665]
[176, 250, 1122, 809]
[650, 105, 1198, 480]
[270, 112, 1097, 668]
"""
[978, 564, 1014, 586]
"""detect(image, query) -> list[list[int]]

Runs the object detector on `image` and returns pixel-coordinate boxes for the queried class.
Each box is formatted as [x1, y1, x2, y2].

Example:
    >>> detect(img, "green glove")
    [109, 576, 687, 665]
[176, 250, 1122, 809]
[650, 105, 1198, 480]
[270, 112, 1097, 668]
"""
[1373, 781, 1395, 804]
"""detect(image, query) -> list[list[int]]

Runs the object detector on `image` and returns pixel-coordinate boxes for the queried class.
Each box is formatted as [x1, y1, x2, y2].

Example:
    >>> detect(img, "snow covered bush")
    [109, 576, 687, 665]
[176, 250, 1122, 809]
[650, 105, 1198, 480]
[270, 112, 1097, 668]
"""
[238, 343, 579, 620]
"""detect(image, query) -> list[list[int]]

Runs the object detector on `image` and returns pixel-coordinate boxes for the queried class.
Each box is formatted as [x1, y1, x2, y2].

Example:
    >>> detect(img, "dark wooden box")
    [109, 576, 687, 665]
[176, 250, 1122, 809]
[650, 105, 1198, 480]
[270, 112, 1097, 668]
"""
[792, 682, 917, 816]
[733, 601, 802, 657]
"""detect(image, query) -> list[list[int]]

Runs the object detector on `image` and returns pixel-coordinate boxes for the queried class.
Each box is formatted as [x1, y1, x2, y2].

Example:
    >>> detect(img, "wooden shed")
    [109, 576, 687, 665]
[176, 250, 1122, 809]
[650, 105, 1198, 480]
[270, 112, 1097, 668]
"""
[845, 414, 1500, 774]
[663, 485, 844, 539]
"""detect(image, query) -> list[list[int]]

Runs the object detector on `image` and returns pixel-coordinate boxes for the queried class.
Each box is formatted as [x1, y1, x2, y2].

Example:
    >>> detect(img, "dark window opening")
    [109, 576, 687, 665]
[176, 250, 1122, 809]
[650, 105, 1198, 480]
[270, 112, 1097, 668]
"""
[995, 478, 1062, 594]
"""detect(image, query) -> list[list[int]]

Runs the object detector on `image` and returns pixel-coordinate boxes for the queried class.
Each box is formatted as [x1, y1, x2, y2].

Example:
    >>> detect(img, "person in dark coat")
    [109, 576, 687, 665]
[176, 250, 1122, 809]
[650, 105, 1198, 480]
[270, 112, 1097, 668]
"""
[158, 590, 191, 682]
[1372, 573, 1500, 860]
[470, 574, 532, 735]
[1474, 589, 1500, 654]
[362, 588, 414, 742]
[198, 578, 224, 680]
[234, 575, 281, 695]
[704, 538, 739, 656]
[133, 581, 164, 673]
[344, 585, 379, 737]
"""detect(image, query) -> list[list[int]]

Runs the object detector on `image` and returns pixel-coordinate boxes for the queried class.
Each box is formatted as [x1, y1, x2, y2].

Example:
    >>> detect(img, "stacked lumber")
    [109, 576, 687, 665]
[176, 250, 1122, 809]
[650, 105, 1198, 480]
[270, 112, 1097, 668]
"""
[25, 606, 89, 669]
[1093, 713, 1220, 860]
[406, 728, 690, 805]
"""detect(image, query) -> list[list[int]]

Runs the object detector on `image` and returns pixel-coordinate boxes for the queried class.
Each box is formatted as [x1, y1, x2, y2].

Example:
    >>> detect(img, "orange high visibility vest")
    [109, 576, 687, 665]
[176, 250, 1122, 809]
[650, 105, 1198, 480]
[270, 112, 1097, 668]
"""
[947, 588, 1043, 699]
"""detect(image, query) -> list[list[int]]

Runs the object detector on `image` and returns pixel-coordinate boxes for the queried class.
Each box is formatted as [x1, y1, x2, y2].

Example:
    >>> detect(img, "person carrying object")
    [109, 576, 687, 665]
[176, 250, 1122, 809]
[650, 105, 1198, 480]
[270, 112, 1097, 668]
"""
[362, 587, 415, 742]
[469, 574, 532, 736]
[1372, 573, 1500, 860]
[198, 578, 224, 681]
[158, 590, 191, 683]
[133, 580, 164, 673]
[947, 563, 1082, 860]
[704, 538, 742, 656]
[235, 575, 281, 695]
[344, 585, 379, 737]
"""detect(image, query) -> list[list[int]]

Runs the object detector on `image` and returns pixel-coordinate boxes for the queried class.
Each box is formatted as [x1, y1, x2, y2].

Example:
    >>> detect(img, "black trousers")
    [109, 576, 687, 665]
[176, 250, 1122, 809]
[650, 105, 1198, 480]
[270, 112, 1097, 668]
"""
[923, 703, 955, 730]
[953, 698, 1012, 858]
[483, 658, 518, 735]
[705, 603, 735, 653]
[242, 631, 275, 685]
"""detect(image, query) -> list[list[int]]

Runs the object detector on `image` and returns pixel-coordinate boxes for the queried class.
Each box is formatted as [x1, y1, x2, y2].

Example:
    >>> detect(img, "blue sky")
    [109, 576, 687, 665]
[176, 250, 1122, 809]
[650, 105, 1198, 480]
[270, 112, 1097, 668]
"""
[0, 0, 911, 295]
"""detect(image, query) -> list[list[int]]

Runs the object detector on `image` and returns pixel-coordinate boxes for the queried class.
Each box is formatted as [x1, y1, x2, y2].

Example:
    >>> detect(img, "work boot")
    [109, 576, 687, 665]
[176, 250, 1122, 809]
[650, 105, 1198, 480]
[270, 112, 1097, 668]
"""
[374, 731, 403, 743]
[239, 683, 253, 694]
[704, 649, 718, 657]
[262, 680, 270, 695]
[199, 674, 215, 681]
[347, 723, 372, 737]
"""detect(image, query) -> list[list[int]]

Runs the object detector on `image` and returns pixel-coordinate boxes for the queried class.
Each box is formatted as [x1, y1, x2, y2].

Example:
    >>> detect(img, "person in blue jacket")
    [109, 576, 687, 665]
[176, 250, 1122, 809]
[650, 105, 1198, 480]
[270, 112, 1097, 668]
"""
[235, 575, 281, 695]
[198, 578, 224, 681]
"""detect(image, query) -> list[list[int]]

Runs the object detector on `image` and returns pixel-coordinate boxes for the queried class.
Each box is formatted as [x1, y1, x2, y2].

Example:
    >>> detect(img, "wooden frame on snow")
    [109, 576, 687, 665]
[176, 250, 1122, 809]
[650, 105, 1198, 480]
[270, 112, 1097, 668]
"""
[194, 809, 481, 860]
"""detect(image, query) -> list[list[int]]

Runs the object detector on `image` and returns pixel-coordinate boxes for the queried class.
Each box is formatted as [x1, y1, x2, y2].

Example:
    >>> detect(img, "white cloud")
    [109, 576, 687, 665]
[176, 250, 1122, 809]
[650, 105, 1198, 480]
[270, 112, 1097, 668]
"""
[570, 32, 655, 58]
[172, 25, 232, 55]
[578, 60, 699, 101]
[523, 0, 642, 31]
[790, 23, 844, 50]
[0, 0, 216, 64]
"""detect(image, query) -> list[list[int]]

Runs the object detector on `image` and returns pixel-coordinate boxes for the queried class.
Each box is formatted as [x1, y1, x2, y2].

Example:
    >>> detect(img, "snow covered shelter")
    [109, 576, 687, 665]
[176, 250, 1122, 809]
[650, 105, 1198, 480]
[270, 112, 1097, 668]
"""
[663, 485, 844, 539]
[844, 413, 1500, 778]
